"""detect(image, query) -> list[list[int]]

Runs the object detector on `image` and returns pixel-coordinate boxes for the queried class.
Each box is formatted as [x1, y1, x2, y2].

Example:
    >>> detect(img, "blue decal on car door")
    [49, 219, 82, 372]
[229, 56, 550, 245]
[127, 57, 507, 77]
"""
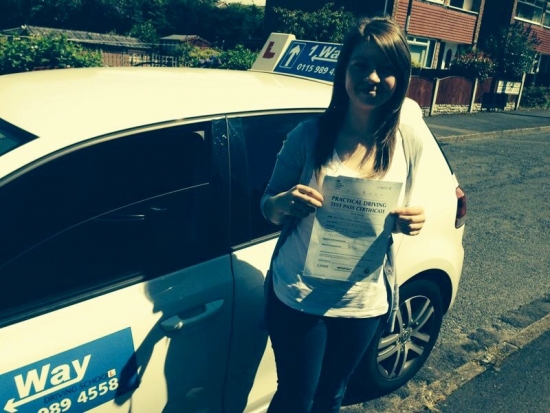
[1, 328, 138, 413]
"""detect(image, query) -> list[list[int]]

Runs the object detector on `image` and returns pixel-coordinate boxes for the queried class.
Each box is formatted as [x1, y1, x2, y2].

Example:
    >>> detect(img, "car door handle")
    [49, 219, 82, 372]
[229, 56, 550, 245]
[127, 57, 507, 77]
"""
[93, 207, 167, 222]
[160, 299, 224, 332]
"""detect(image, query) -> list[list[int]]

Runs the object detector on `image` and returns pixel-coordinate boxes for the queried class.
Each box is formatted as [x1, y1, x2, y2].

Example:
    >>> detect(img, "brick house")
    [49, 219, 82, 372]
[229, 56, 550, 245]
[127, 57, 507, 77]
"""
[479, 0, 550, 83]
[264, 0, 485, 69]
[392, 0, 485, 69]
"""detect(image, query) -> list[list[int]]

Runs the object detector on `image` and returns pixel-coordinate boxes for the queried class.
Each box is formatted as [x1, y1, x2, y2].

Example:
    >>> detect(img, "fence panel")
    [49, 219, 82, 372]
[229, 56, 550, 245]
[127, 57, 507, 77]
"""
[436, 76, 473, 105]
[407, 76, 433, 108]
[475, 77, 493, 103]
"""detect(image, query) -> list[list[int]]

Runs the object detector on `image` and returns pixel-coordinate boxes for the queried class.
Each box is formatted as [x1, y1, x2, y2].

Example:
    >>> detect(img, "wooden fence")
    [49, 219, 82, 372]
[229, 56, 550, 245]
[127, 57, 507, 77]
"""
[407, 75, 521, 116]
[102, 51, 190, 68]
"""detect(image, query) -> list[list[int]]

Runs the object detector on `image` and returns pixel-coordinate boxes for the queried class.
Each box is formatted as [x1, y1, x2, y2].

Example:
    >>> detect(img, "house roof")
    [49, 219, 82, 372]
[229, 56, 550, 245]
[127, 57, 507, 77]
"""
[160, 35, 211, 45]
[1, 25, 150, 49]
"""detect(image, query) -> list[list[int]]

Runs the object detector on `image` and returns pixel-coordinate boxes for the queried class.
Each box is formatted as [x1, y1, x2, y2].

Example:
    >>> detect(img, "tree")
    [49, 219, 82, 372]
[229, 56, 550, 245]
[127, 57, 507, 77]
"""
[128, 20, 160, 46]
[271, 3, 355, 43]
[201, 3, 264, 48]
[481, 21, 541, 80]
[0, 0, 83, 28]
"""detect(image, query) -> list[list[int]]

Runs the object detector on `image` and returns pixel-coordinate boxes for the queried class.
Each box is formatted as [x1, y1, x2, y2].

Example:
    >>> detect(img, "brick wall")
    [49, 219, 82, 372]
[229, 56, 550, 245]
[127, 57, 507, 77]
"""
[395, 0, 478, 44]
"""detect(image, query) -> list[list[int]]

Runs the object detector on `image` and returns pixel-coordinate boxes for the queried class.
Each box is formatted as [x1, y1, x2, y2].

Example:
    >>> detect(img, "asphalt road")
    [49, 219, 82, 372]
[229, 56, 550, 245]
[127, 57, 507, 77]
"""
[438, 329, 550, 413]
[342, 128, 550, 412]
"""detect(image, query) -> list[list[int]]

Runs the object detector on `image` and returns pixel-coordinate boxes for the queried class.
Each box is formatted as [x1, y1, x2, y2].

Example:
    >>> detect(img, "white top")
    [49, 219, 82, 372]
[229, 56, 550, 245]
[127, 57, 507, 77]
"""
[272, 134, 407, 318]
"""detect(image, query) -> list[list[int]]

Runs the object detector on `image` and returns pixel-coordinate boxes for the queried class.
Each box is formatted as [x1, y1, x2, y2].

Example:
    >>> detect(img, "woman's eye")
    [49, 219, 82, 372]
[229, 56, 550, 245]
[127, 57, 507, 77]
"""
[352, 62, 369, 70]
[377, 66, 395, 75]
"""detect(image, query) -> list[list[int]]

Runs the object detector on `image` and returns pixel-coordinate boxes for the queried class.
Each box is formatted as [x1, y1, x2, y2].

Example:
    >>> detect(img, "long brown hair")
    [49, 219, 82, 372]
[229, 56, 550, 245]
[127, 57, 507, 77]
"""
[316, 16, 411, 177]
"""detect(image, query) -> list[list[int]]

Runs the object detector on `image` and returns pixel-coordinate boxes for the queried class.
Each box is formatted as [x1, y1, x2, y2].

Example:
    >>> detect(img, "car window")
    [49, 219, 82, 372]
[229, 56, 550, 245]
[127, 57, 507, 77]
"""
[0, 119, 38, 156]
[228, 112, 321, 245]
[0, 123, 224, 320]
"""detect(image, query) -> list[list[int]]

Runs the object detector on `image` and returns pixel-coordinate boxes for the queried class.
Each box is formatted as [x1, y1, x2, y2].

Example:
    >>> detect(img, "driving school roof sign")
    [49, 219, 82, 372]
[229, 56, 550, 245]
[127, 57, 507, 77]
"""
[252, 33, 341, 83]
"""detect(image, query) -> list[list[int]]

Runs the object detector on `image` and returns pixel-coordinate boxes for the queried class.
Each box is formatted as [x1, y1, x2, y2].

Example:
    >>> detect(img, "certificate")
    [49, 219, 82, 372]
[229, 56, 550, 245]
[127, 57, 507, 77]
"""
[303, 176, 402, 283]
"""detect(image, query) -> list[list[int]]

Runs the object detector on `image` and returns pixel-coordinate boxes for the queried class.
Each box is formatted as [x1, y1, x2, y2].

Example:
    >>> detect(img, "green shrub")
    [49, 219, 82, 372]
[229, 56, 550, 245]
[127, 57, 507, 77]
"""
[165, 43, 256, 70]
[450, 50, 495, 81]
[520, 85, 550, 108]
[0, 34, 103, 75]
[217, 45, 258, 71]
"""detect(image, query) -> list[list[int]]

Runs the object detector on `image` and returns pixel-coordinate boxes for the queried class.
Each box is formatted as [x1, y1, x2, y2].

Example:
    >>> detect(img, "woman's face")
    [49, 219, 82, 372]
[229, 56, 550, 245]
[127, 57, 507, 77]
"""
[345, 41, 397, 112]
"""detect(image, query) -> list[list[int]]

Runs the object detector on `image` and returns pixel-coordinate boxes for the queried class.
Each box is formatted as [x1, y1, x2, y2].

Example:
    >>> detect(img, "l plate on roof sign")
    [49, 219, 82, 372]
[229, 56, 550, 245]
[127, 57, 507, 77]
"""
[274, 40, 341, 83]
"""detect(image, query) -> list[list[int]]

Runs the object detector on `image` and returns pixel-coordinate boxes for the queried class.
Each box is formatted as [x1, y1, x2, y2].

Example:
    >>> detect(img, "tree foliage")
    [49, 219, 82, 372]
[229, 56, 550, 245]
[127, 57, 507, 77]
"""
[128, 19, 160, 46]
[271, 3, 355, 43]
[0, 34, 103, 74]
[481, 21, 541, 80]
[0, 0, 264, 50]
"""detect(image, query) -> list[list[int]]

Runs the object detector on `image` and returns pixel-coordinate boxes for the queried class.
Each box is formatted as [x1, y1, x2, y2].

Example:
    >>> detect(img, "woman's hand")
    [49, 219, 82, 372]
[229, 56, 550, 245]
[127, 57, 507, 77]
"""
[391, 206, 425, 236]
[264, 184, 324, 225]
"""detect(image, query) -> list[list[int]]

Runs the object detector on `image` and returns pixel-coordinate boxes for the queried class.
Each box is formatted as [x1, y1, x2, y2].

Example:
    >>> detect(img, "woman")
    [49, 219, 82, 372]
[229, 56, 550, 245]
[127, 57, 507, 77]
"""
[261, 17, 426, 413]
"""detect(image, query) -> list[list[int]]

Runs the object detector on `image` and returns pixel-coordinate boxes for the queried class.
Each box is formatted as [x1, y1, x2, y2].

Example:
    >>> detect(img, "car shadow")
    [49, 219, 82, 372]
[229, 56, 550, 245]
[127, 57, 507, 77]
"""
[114, 259, 268, 412]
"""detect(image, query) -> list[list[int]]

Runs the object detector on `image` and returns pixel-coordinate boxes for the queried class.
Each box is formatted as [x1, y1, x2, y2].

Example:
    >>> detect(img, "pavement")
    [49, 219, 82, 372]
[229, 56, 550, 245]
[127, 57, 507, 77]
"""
[405, 108, 550, 412]
[423, 107, 550, 141]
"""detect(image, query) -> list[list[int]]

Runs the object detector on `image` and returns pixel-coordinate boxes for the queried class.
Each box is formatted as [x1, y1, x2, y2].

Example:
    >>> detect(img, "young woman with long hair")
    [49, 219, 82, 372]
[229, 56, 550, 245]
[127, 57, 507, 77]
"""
[261, 16, 426, 413]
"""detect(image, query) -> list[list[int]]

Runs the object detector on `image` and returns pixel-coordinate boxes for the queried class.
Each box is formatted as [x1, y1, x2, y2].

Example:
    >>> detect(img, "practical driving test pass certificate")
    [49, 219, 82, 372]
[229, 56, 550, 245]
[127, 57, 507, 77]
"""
[303, 176, 402, 283]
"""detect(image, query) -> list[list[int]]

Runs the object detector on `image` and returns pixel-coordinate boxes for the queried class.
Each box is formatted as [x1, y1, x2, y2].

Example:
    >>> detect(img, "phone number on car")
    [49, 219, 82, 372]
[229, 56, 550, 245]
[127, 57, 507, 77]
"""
[295, 64, 335, 76]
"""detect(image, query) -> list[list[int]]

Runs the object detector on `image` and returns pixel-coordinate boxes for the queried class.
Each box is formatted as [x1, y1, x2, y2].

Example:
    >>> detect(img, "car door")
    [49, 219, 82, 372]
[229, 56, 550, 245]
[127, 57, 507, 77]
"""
[0, 120, 233, 413]
[224, 111, 322, 413]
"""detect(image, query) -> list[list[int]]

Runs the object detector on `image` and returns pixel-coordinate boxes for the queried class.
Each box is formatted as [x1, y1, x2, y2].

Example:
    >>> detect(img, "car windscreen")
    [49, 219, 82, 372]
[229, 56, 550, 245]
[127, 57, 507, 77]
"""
[0, 119, 38, 156]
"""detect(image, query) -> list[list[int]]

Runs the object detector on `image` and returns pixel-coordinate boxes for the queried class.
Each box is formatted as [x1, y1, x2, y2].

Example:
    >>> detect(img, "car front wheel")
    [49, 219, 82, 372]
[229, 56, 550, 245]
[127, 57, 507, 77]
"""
[344, 279, 444, 404]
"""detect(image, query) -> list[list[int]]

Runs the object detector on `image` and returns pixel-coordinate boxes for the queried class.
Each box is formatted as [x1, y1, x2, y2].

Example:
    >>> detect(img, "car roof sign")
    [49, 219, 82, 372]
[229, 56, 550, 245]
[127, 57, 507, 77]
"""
[274, 40, 341, 83]
[252, 34, 341, 84]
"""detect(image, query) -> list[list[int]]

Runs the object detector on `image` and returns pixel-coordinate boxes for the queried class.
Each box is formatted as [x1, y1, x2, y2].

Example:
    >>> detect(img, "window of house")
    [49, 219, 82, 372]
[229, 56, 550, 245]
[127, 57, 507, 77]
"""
[544, 1, 550, 26]
[228, 112, 321, 245]
[449, 0, 481, 12]
[425, 0, 444, 4]
[408, 37, 436, 68]
[0, 123, 223, 318]
[539, 54, 550, 73]
[516, 0, 546, 24]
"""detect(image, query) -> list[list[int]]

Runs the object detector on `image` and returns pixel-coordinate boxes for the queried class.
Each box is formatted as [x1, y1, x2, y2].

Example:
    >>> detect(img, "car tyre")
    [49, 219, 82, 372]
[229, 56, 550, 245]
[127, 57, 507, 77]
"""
[343, 279, 444, 404]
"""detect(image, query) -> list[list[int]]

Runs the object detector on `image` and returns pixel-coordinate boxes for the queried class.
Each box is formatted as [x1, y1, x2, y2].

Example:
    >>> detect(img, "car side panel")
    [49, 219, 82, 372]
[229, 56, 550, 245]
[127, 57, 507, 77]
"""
[0, 257, 234, 413]
[228, 240, 278, 413]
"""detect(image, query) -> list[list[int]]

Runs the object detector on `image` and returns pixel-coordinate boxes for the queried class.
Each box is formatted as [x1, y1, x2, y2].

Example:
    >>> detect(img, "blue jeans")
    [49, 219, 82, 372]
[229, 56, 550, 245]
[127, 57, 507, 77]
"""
[266, 289, 381, 413]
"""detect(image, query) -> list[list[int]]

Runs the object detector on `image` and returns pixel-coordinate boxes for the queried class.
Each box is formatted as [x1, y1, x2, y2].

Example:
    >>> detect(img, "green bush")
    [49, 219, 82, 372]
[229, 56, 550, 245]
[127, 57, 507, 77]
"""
[450, 50, 495, 81]
[0, 34, 103, 75]
[520, 85, 550, 108]
[165, 43, 256, 70]
[217, 45, 258, 71]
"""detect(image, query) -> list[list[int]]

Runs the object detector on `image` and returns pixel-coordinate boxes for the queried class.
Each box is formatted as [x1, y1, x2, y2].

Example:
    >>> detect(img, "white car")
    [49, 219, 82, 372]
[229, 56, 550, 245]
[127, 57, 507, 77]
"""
[0, 63, 466, 413]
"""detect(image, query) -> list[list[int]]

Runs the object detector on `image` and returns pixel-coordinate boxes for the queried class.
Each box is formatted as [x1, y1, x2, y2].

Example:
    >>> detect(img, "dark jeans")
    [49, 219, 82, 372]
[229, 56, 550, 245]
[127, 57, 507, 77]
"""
[266, 289, 381, 413]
